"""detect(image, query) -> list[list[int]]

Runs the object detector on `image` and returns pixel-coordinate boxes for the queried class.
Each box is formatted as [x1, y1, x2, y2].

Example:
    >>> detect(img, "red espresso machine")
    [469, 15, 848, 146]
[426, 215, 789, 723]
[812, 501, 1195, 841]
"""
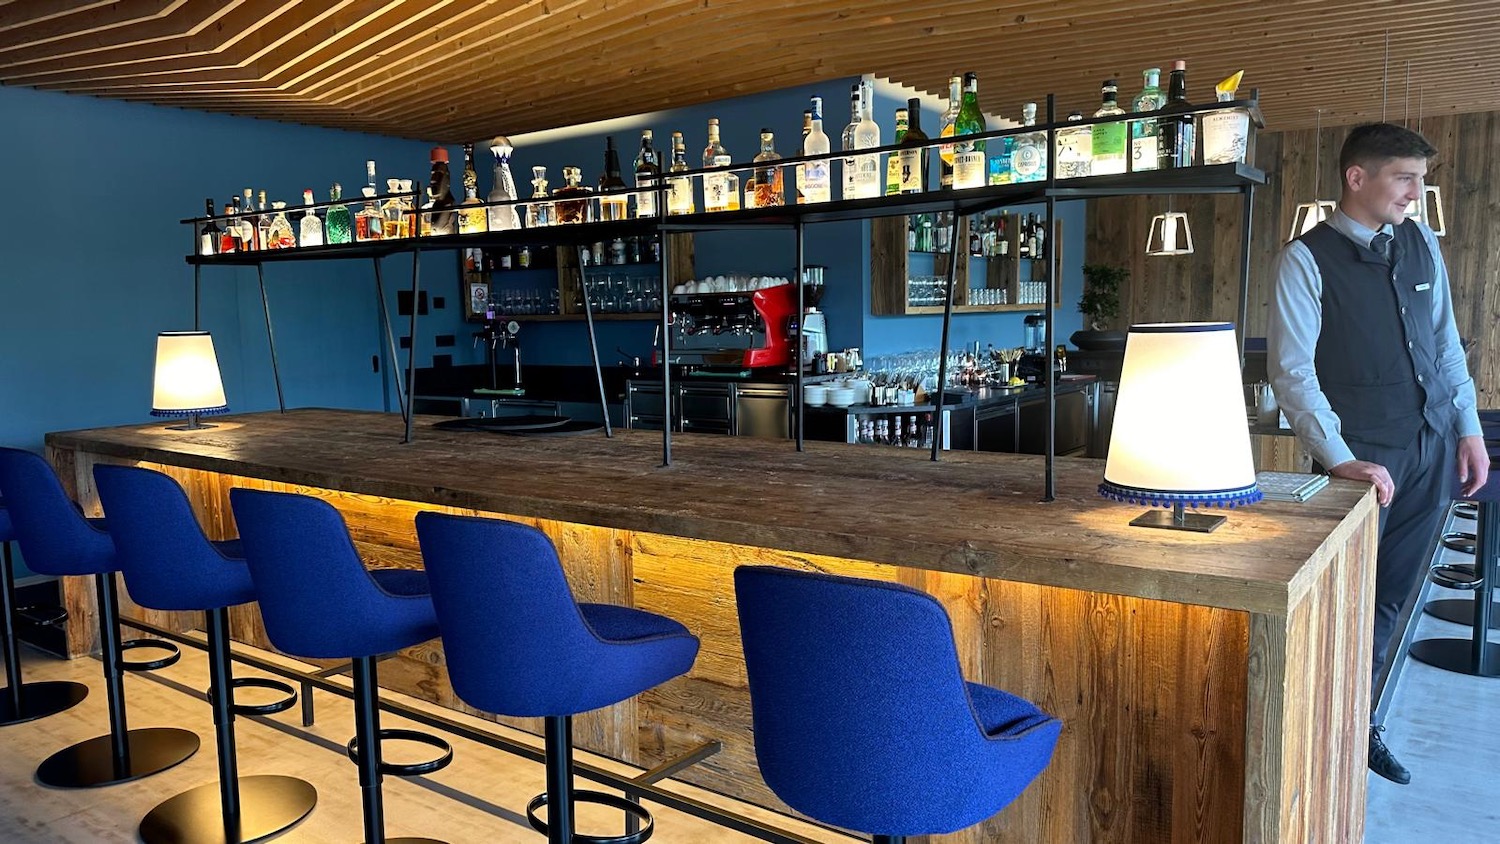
[670, 282, 798, 370]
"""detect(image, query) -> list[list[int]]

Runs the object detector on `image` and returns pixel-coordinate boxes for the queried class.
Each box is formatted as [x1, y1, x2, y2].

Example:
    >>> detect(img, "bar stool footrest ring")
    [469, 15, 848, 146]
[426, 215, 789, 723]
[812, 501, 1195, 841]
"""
[527, 789, 654, 844]
[1442, 531, 1478, 556]
[346, 728, 453, 777]
[14, 604, 68, 627]
[206, 676, 299, 716]
[1431, 563, 1483, 591]
[119, 638, 182, 672]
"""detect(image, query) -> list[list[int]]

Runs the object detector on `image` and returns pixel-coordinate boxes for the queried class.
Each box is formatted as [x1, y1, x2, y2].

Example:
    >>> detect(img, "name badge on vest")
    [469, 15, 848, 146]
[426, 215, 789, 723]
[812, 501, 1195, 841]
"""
[1415, 282, 1431, 292]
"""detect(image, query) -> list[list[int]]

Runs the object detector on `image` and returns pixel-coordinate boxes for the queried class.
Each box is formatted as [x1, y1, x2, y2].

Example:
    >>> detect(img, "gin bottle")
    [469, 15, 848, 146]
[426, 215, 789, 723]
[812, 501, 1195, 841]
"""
[1011, 103, 1047, 183]
[634, 130, 661, 217]
[298, 189, 323, 247]
[952, 72, 987, 190]
[938, 75, 961, 190]
[702, 118, 735, 212]
[458, 143, 487, 234]
[668, 131, 695, 214]
[1131, 68, 1166, 172]
[527, 166, 553, 228]
[487, 136, 521, 231]
[325, 183, 353, 244]
[1092, 79, 1128, 175]
[752, 128, 784, 207]
[267, 202, 295, 249]
[1056, 112, 1092, 179]
[1155, 60, 1195, 169]
[800, 97, 831, 204]
[885, 108, 908, 195]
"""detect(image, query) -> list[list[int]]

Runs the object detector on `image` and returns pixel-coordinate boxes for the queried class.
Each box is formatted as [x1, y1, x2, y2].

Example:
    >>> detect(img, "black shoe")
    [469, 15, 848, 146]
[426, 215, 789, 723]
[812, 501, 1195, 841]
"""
[1368, 725, 1411, 785]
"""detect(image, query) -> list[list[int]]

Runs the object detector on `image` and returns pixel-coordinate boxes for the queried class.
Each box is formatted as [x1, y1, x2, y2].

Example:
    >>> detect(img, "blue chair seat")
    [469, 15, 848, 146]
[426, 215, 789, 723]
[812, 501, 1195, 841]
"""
[580, 603, 691, 643]
[964, 682, 1058, 738]
[371, 568, 433, 597]
[212, 538, 244, 558]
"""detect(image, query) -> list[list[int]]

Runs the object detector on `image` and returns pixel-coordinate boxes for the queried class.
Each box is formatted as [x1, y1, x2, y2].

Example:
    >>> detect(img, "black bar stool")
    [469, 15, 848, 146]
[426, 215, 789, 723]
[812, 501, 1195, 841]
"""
[1426, 504, 1500, 628]
[0, 496, 89, 726]
[0, 448, 199, 787]
[96, 465, 317, 843]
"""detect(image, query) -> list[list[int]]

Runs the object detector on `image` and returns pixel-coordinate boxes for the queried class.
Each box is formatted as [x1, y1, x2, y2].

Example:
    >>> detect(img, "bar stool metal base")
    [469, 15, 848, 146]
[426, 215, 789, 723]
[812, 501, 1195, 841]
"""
[139, 774, 317, 844]
[527, 790, 654, 844]
[36, 726, 200, 788]
[1424, 598, 1500, 628]
[1409, 638, 1500, 678]
[0, 681, 88, 726]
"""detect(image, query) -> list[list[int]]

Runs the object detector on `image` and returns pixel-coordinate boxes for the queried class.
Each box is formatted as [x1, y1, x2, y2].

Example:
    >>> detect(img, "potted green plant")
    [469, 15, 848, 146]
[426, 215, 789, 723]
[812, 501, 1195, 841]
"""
[1072, 263, 1128, 350]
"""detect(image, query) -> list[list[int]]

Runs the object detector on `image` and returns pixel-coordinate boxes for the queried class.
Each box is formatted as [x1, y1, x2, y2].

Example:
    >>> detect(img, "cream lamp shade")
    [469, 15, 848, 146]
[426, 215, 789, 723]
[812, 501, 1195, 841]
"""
[1100, 322, 1261, 531]
[1145, 211, 1194, 256]
[151, 331, 228, 429]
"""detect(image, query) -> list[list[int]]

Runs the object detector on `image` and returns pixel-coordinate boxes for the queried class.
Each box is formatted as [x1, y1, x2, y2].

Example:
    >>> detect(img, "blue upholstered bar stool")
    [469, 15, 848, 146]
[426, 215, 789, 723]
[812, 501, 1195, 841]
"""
[734, 566, 1062, 844]
[0, 495, 90, 725]
[230, 488, 451, 844]
[414, 512, 699, 844]
[95, 465, 318, 843]
[0, 448, 200, 787]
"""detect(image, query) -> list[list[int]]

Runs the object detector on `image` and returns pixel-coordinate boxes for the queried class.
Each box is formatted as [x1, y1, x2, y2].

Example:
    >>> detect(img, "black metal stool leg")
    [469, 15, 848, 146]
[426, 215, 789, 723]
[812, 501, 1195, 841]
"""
[526, 715, 653, 844]
[349, 656, 446, 844]
[35, 573, 199, 788]
[872, 836, 907, 844]
[138, 607, 317, 843]
[0, 540, 87, 726]
[1412, 500, 1500, 677]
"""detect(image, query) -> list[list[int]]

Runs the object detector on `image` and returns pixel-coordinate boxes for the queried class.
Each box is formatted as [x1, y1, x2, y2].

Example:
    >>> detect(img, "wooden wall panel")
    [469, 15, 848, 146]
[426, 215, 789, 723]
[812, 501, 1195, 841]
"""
[1087, 111, 1499, 407]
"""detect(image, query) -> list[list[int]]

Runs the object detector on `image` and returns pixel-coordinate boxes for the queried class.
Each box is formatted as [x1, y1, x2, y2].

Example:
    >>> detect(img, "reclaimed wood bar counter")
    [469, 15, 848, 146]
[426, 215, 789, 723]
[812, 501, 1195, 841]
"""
[46, 408, 1377, 843]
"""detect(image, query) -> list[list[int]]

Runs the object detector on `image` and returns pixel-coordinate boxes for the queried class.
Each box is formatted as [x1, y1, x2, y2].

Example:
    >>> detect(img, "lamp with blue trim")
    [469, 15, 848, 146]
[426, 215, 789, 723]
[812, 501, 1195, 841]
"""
[1099, 322, 1261, 532]
[151, 331, 228, 431]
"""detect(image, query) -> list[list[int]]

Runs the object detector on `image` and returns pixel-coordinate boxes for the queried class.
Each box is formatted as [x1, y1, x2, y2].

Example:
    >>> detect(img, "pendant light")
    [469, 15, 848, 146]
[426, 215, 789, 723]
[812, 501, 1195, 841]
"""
[1402, 85, 1447, 236]
[1287, 109, 1336, 241]
[1146, 196, 1193, 256]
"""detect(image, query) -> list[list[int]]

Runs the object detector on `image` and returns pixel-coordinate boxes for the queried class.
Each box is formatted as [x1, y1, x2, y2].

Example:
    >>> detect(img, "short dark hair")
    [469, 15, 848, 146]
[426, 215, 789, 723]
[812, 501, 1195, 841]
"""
[1338, 123, 1437, 174]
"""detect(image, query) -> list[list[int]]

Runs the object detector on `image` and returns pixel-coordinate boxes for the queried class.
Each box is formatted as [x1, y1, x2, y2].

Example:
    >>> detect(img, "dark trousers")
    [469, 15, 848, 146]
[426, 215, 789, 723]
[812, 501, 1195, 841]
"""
[1344, 424, 1455, 695]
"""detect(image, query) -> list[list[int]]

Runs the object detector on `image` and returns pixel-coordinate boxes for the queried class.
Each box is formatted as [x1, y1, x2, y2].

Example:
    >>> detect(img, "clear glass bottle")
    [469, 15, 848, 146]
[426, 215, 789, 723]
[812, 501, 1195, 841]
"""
[381, 179, 408, 239]
[800, 97, 831, 204]
[793, 109, 812, 202]
[668, 131, 695, 214]
[527, 166, 553, 228]
[552, 166, 593, 224]
[841, 86, 861, 201]
[257, 192, 275, 251]
[851, 84, 883, 199]
[267, 201, 295, 249]
[458, 143, 487, 234]
[1131, 67, 1166, 172]
[633, 130, 661, 218]
[897, 98, 929, 194]
[938, 75, 962, 190]
[1011, 103, 1047, 183]
[298, 189, 324, 247]
[422, 147, 456, 236]
[398, 179, 418, 237]
[220, 202, 240, 253]
[487, 136, 521, 231]
[598, 136, 630, 221]
[199, 198, 221, 256]
[952, 72, 987, 190]
[1092, 79, 1128, 175]
[752, 128, 784, 208]
[1155, 60, 1195, 169]
[239, 188, 259, 250]
[1056, 112, 1093, 179]
[885, 108, 908, 196]
[325, 183, 353, 244]
[702, 118, 736, 212]
[356, 186, 383, 241]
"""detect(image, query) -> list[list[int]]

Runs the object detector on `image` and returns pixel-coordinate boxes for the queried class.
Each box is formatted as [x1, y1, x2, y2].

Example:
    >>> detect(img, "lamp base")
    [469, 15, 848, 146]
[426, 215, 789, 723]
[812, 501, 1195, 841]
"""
[164, 415, 217, 432]
[1130, 507, 1225, 533]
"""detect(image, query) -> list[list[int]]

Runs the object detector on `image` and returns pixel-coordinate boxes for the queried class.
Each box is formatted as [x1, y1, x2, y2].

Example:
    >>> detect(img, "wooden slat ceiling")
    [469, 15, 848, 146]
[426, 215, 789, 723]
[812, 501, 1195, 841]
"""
[3, 0, 1495, 142]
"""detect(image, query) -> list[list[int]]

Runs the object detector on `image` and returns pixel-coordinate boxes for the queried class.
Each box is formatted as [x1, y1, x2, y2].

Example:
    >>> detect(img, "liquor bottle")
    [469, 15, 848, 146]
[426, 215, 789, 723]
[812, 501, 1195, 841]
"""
[398, 179, 418, 237]
[1018, 214, 1031, 259]
[1155, 60, 1195, 169]
[356, 186, 382, 241]
[257, 192, 275, 251]
[702, 118, 735, 212]
[938, 75, 962, 190]
[1011, 103, 1047, 183]
[298, 189, 324, 247]
[841, 85, 861, 201]
[853, 82, 882, 199]
[634, 130, 661, 217]
[422, 147, 456, 236]
[1033, 212, 1047, 261]
[552, 166, 593, 224]
[752, 128, 784, 207]
[598, 136, 630, 221]
[527, 166, 553, 228]
[240, 188, 259, 249]
[969, 223, 982, 257]
[1131, 67, 1166, 172]
[365, 160, 377, 195]
[1092, 79, 1128, 175]
[487, 136, 522, 231]
[885, 108, 908, 196]
[898, 98, 929, 194]
[794, 109, 812, 202]
[906, 415, 919, 448]
[800, 97, 831, 204]
[326, 183, 353, 244]
[668, 131, 695, 214]
[1056, 111, 1092, 178]
[198, 199, 221, 256]
[998, 214, 1009, 257]
[381, 179, 408, 238]
[267, 202, 295, 249]
[952, 72, 987, 190]
[458, 143, 487, 234]
[219, 202, 240, 253]
[921, 413, 935, 449]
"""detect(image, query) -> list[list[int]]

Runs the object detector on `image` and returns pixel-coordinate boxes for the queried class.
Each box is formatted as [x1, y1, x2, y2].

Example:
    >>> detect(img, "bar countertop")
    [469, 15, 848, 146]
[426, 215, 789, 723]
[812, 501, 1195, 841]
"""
[48, 407, 1374, 616]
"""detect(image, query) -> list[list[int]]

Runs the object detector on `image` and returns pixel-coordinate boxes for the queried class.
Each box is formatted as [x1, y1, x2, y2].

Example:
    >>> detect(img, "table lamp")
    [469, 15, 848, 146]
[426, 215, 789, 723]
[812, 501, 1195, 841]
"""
[1099, 322, 1261, 532]
[151, 331, 228, 431]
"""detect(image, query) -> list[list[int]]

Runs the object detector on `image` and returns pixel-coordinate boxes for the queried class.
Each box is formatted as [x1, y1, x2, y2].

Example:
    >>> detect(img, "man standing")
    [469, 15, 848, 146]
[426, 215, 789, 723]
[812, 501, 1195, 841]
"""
[1268, 122, 1488, 785]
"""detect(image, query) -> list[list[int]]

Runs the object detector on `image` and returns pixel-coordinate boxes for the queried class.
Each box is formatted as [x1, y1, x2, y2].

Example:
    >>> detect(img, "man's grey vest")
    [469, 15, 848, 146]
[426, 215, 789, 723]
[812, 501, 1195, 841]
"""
[1296, 220, 1456, 449]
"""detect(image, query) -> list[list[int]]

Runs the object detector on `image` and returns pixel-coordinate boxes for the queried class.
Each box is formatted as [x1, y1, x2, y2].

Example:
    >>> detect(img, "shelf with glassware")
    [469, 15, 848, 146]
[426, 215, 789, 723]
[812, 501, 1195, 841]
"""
[869, 211, 1064, 315]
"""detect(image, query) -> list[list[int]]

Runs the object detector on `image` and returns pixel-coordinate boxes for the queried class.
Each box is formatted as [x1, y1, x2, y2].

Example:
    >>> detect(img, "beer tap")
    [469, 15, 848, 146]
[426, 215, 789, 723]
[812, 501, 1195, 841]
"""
[473, 315, 521, 390]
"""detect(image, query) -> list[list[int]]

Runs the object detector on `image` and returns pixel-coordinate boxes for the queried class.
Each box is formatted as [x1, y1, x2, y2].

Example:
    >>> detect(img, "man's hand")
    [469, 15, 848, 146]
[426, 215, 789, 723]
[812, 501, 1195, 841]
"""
[1457, 435, 1491, 499]
[1329, 459, 1395, 506]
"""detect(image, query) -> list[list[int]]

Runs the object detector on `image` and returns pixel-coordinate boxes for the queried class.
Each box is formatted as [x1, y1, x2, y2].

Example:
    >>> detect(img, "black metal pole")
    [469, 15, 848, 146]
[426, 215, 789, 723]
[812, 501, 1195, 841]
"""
[543, 715, 575, 844]
[96, 574, 131, 769]
[351, 656, 386, 844]
[1474, 501, 1497, 674]
[205, 607, 242, 831]
[373, 257, 408, 423]
[1236, 184, 1256, 368]
[660, 215, 673, 467]
[1, 543, 22, 714]
[193, 264, 201, 332]
[256, 263, 286, 414]
[1042, 94, 1058, 502]
[930, 206, 961, 462]
[577, 246, 613, 437]
[794, 221, 806, 452]
[403, 249, 421, 445]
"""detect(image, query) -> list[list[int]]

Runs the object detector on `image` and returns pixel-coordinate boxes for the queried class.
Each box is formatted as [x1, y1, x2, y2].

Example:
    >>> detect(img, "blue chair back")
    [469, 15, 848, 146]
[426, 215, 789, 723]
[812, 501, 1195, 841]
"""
[415, 511, 644, 716]
[0, 448, 114, 576]
[94, 465, 252, 612]
[229, 488, 429, 659]
[735, 565, 1059, 837]
[0, 499, 13, 544]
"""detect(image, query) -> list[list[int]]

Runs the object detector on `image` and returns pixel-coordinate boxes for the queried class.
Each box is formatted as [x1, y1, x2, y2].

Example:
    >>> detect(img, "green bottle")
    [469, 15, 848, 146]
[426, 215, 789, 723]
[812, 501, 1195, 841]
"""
[325, 183, 352, 245]
[885, 108, 908, 196]
[952, 72, 988, 190]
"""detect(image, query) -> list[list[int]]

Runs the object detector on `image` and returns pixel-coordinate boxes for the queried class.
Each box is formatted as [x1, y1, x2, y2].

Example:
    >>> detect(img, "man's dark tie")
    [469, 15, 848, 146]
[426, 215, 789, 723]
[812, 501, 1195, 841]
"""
[1371, 231, 1393, 258]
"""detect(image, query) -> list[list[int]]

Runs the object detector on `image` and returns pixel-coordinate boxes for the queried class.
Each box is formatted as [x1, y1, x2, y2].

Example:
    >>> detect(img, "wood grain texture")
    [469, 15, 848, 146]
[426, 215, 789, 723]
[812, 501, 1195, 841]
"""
[46, 410, 1380, 842]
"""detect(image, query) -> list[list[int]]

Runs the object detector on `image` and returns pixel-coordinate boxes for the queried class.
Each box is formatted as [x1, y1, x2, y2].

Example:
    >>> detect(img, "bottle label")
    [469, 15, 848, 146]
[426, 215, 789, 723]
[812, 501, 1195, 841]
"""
[953, 151, 986, 190]
[803, 162, 830, 203]
[1132, 133, 1159, 171]
[1013, 143, 1042, 180]
[636, 178, 656, 216]
[669, 176, 693, 214]
[898, 149, 923, 192]
[1202, 110, 1249, 165]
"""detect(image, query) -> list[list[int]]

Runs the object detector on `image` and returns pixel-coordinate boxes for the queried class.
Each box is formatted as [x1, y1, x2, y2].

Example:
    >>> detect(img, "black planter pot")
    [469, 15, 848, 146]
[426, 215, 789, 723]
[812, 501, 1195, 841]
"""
[1069, 329, 1127, 351]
